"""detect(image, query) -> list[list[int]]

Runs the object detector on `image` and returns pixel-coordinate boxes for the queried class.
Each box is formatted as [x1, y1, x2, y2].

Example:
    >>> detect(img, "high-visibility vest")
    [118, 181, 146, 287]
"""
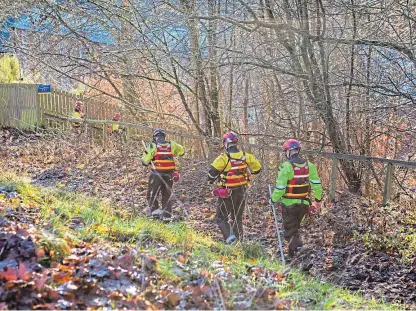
[154, 142, 175, 172]
[283, 162, 311, 199]
[220, 153, 249, 188]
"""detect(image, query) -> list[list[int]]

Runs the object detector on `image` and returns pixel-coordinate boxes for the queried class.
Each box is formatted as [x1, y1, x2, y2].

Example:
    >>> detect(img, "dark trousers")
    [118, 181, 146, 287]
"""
[215, 187, 246, 240]
[146, 171, 174, 218]
[282, 203, 308, 256]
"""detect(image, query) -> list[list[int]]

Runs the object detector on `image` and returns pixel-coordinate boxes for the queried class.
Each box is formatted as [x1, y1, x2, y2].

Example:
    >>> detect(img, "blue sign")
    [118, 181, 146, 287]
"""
[38, 84, 51, 93]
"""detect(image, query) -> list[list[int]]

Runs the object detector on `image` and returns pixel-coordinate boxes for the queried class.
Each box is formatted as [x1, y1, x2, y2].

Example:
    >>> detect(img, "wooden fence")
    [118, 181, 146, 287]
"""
[0, 84, 38, 129]
[0, 83, 124, 130]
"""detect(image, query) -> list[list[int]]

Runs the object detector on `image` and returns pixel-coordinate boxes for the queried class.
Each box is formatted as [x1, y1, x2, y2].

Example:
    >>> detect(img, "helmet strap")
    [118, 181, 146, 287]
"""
[153, 134, 165, 143]
[225, 144, 238, 153]
[287, 149, 300, 159]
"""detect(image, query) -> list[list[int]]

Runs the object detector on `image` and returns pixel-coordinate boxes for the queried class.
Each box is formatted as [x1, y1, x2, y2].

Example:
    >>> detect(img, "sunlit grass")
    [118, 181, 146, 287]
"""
[0, 174, 401, 310]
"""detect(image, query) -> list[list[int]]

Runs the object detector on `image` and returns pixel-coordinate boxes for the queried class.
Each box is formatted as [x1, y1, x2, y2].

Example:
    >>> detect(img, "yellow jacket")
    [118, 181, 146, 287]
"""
[209, 151, 261, 187]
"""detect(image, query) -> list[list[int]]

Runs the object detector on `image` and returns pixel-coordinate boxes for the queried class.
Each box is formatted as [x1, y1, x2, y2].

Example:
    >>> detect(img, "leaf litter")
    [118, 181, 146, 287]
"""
[0, 128, 415, 309]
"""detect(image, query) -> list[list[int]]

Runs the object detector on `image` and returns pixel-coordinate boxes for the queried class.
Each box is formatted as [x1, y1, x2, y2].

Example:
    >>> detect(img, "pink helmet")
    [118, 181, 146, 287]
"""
[75, 101, 82, 109]
[223, 131, 238, 144]
[282, 139, 301, 152]
[114, 113, 120, 120]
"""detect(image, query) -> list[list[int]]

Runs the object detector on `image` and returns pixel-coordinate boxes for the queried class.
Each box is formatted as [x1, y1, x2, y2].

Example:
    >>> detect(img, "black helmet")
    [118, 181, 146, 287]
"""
[152, 128, 166, 138]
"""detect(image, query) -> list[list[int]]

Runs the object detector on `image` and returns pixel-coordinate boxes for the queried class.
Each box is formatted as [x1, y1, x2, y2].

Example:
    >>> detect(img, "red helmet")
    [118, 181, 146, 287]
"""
[223, 131, 238, 144]
[114, 113, 120, 120]
[282, 139, 301, 152]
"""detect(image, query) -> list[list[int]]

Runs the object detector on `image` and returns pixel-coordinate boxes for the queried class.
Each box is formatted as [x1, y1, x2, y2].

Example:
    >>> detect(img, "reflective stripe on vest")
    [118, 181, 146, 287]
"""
[219, 153, 248, 187]
[283, 162, 311, 199]
[154, 143, 175, 172]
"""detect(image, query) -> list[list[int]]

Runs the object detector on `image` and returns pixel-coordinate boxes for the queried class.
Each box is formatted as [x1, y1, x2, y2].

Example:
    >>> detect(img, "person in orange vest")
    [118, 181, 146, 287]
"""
[207, 131, 261, 244]
[141, 129, 184, 221]
[271, 139, 323, 259]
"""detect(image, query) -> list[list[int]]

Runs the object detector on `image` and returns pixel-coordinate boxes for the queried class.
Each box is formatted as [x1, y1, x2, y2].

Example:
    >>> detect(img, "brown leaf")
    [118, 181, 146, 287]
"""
[177, 255, 186, 264]
[166, 292, 181, 307]
[36, 248, 46, 259]
[18, 261, 30, 281]
[144, 255, 157, 271]
[54, 272, 72, 284]
[0, 267, 18, 281]
[34, 275, 48, 291]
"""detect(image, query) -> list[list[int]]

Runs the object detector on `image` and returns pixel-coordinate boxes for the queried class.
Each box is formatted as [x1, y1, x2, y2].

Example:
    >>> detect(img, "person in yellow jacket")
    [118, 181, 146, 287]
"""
[72, 101, 84, 131]
[271, 139, 323, 259]
[108, 113, 121, 133]
[207, 131, 261, 244]
[141, 128, 185, 221]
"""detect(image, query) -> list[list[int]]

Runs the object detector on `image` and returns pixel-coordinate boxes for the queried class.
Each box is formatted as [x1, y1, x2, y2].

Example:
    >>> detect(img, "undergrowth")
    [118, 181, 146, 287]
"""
[0, 173, 400, 310]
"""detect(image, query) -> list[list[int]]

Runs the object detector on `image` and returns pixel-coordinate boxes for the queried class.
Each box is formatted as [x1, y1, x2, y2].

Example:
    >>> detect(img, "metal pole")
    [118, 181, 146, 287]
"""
[268, 184, 285, 265]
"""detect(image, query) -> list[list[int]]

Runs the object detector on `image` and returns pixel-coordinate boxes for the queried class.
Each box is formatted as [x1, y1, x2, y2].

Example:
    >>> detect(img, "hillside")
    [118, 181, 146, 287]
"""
[0, 128, 415, 309]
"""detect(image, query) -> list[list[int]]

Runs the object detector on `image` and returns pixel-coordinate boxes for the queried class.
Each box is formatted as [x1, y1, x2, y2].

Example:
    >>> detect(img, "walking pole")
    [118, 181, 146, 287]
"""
[268, 184, 285, 265]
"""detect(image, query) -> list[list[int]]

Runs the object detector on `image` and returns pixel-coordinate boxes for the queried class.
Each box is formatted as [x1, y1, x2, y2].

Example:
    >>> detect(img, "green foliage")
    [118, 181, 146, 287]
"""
[0, 55, 20, 83]
[241, 241, 266, 259]
[354, 202, 416, 263]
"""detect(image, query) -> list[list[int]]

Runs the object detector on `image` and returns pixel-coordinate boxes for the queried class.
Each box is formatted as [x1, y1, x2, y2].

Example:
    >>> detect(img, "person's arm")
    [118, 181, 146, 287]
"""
[141, 143, 157, 166]
[308, 162, 323, 201]
[171, 141, 185, 157]
[246, 153, 261, 174]
[271, 162, 292, 203]
[207, 154, 228, 182]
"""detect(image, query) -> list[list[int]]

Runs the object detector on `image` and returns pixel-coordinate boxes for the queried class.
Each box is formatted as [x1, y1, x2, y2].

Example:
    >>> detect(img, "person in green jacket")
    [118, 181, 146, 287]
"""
[271, 139, 323, 259]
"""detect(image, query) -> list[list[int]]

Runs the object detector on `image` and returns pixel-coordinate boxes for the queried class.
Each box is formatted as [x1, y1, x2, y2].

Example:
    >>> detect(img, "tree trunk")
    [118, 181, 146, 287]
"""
[208, 0, 221, 137]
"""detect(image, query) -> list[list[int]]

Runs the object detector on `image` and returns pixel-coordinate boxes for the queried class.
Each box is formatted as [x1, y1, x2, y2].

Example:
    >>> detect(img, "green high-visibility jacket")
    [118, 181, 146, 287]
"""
[271, 160, 323, 205]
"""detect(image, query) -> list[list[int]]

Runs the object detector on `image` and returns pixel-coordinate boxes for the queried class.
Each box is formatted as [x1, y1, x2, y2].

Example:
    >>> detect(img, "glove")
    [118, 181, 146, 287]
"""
[308, 202, 321, 214]
[172, 171, 180, 182]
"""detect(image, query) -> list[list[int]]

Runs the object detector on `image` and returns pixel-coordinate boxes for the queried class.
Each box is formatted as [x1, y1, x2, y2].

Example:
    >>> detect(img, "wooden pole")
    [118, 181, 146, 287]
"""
[329, 158, 338, 202]
[102, 123, 107, 148]
[382, 163, 393, 206]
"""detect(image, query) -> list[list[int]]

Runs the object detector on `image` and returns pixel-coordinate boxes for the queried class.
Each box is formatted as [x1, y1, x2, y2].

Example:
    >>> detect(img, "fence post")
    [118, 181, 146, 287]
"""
[382, 163, 393, 206]
[102, 122, 107, 148]
[125, 124, 130, 142]
[329, 158, 338, 202]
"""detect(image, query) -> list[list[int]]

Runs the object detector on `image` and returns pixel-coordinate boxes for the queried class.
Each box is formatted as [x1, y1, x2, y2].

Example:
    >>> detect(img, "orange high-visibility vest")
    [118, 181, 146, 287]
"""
[283, 162, 311, 199]
[154, 143, 175, 172]
[221, 153, 249, 187]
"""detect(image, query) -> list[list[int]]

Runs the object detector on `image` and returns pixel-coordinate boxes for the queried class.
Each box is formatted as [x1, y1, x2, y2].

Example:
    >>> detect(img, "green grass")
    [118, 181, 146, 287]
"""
[0, 173, 401, 310]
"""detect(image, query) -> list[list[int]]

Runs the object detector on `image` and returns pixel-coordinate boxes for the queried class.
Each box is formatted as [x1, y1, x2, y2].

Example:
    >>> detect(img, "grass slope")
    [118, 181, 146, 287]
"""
[0, 172, 399, 310]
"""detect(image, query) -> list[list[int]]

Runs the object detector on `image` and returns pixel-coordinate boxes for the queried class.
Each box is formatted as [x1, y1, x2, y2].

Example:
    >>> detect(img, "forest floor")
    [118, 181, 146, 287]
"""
[0, 128, 415, 309]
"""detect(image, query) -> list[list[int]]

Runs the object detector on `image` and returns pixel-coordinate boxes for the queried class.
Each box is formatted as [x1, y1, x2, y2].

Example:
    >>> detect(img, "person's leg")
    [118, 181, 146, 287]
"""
[282, 203, 308, 257]
[291, 203, 308, 250]
[161, 174, 174, 219]
[215, 197, 232, 240]
[229, 187, 246, 240]
[147, 172, 162, 215]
